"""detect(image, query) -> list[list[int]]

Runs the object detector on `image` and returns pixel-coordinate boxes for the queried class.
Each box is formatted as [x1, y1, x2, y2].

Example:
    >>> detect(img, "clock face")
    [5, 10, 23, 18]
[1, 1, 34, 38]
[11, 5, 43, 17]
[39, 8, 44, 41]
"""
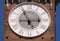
[8, 2, 51, 37]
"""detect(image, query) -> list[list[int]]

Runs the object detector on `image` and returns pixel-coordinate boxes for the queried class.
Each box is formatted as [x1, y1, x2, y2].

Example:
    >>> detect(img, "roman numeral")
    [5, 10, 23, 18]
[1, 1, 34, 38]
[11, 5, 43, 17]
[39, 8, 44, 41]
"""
[36, 31, 39, 34]
[27, 5, 32, 10]
[40, 24, 46, 29]
[27, 31, 31, 37]
[19, 29, 24, 35]
[40, 12, 46, 15]
[12, 24, 18, 30]
[10, 19, 16, 22]
[41, 19, 48, 22]
[13, 12, 18, 15]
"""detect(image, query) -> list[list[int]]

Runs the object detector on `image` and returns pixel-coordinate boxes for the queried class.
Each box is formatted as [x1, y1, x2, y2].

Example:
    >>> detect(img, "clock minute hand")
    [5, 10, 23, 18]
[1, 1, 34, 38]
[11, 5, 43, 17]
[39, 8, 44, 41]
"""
[23, 12, 31, 25]
[22, 8, 31, 25]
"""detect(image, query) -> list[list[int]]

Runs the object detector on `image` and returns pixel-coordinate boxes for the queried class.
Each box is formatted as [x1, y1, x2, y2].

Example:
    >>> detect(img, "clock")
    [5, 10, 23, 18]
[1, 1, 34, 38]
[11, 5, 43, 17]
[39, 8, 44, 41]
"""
[8, 2, 51, 37]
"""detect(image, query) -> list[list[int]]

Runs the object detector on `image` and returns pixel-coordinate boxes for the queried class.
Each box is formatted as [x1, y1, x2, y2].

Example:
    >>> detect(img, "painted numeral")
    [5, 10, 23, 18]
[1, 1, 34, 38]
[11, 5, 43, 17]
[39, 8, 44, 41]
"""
[12, 24, 18, 30]
[19, 29, 24, 35]
[10, 19, 16, 22]
[41, 19, 48, 22]
[27, 5, 32, 10]
[40, 24, 46, 29]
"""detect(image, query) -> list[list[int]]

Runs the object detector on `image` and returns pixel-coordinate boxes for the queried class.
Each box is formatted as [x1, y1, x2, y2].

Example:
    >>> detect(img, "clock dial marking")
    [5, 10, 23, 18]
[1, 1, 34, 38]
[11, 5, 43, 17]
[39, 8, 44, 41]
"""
[36, 31, 40, 34]
[19, 29, 24, 35]
[10, 19, 16, 22]
[28, 31, 31, 37]
[40, 12, 46, 15]
[12, 24, 18, 30]
[13, 12, 18, 15]
[41, 19, 48, 22]
[40, 23, 46, 29]
[32, 5, 39, 11]
[27, 5, 32, 10]
[35, 7, 39, 11]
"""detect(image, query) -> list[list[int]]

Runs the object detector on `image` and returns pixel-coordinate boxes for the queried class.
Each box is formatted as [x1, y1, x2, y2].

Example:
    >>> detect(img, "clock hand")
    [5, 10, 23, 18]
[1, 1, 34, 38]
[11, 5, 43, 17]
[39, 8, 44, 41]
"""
[19, 18, 40, 22]
[30, 23, 34, 29]
[21, 7, 31, 25]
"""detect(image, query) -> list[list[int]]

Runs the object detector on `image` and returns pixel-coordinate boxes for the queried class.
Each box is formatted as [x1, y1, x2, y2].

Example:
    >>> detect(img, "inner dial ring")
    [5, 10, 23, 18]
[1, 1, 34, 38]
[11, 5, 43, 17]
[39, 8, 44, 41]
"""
[8, 2, 51, 37]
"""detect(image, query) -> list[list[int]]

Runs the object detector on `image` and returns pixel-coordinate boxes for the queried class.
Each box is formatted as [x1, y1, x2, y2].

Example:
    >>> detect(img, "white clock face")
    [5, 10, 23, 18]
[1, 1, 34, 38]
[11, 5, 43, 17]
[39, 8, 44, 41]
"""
[8, 2, 51, 37]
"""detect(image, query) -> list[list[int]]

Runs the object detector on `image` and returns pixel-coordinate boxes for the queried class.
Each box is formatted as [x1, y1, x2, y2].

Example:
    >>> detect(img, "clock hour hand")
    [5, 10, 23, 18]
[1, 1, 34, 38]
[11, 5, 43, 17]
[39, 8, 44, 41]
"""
[19, 18, 40, 22]
[31, 18, 40, 22]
